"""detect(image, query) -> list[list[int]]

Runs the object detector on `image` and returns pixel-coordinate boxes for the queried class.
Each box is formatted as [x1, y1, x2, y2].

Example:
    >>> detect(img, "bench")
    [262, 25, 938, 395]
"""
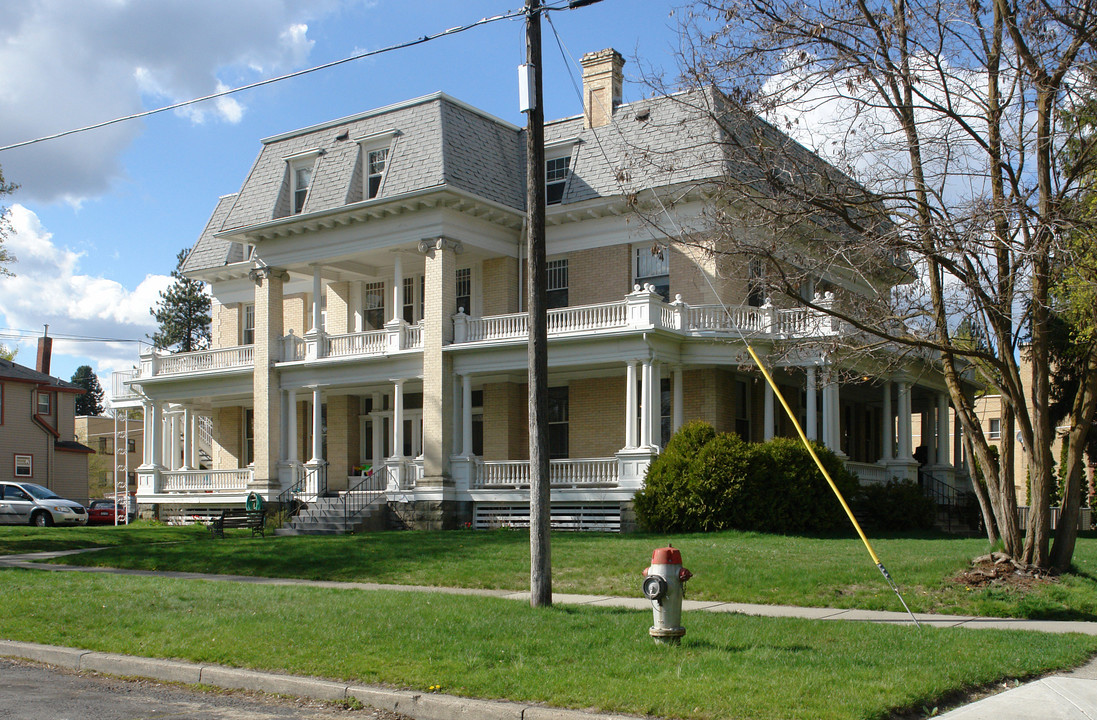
[209, 508, 266, 538]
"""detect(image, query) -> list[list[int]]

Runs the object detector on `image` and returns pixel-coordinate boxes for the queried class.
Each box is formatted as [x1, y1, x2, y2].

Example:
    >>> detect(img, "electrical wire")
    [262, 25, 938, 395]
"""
[544, 15, 922, 627]
[0, 6, 532, 154]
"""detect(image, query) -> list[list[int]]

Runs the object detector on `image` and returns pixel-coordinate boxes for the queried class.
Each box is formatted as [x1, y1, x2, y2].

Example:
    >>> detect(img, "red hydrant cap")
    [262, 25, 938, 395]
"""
[651, 546, 682, 565]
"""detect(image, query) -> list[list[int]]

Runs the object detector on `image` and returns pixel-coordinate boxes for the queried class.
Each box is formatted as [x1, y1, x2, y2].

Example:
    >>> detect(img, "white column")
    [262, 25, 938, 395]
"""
[897, 381, 913, 460]
[806, 367, 818, 442]
[830, 383, 842, 453]
[310, 265, 323, 334]
[672, 366, 683, 433]
[763, 381, 775, 441]
[148, 401, 163, 467]
[181, 407, 194, 469]
[953, 408, 964, 468]
[351, 282, 363, 332]
[625, 361, 638, 449]
[937, 392, 950, 465]
[286, 389, 298, 463]
[169, 411, 181, 470]
[309, 387, 323, 463]
[392, 256, 403, 323]
[452, 375, 462, 455]
[881, 381, 893, 461]
[371, 392, 383, 465]
[821, 377, 832, 450]
[393, 380, 404, 458]
[462, 374, 473, 457]
[651, 360, 662, 447]
[640, 360, 652, 448]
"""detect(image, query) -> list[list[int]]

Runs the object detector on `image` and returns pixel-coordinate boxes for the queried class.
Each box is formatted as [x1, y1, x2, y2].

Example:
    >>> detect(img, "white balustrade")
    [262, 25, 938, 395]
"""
[845, 461, 890, 484]
[473, 457, 618, 489]
[152, 346, 255, 376]
[160, 469, 251, 493]
[463, 303, 627, 342]
[326, 330, 387, 357]
[405, 323, 423, 349]
[111, 370, 139, 400]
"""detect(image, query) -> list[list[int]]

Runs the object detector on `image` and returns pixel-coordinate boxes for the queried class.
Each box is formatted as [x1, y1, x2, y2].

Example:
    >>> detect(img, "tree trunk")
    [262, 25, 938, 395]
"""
[1050, 347, 1097, 571]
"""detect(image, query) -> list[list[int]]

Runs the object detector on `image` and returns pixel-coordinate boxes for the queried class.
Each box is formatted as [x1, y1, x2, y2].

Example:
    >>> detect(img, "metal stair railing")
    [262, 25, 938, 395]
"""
[339, 469, 387, 531]
[274, 472, 307, 529]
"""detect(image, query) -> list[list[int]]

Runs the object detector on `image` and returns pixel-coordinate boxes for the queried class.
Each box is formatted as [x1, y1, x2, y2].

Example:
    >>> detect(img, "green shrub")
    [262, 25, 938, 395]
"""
[853, 479, 936, 531]
[634, 423, 859, 534]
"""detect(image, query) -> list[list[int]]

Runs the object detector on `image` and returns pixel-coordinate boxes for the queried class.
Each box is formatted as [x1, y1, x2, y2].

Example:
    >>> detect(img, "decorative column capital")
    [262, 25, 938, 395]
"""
[417, 236, 463, 257]
[248, 263, 289, 286]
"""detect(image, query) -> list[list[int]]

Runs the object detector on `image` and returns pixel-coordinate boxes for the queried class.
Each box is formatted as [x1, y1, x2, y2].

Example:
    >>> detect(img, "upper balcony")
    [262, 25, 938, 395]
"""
[131, 287, 840, 386]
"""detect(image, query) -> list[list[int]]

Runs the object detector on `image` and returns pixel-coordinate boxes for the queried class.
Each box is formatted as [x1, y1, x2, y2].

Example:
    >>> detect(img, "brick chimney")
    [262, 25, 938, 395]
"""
[581, 49, 625, 129]
[36, 326, 52, 375]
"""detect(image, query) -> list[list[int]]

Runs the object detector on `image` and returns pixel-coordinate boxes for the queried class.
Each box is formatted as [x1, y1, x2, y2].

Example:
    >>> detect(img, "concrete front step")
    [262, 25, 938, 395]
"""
[277, 494, 388, 535]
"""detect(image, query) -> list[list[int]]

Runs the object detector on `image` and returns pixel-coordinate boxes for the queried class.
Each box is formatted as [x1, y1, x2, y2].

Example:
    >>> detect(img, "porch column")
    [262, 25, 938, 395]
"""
[351, 282, 363, 333]
[881, 381, 893, 461]
[624, 360, 638, 449]
[806, 366, 818, 442]
[640, 359, 652, 448]
[821, 375, 832, 450]
[309, 387, 324, 464]
[169, 411, 181, 470]
[286, 389, 298, 464]
[392, 255, 403, 323]
[392, 379, 405, 457]
[420, 236, 458, 485]
[763, 381, 775, 441]
[936, 392, 950, 465]
[181, 407, 194, 470]
[148, 401, 163, 467]
[252, 265, 285, 491]
[897, 380, 913, 460]
[651, 360, 662, 448]
[953, 408, 964, 468]
[462, 374, 473, 457]
[310, 265, 323, 334]
[371, 392, 383, 465]
[672, 366, 683, 433]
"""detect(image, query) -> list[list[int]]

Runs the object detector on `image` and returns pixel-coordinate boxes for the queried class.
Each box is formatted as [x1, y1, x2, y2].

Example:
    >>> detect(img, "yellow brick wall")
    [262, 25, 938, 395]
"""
[212, 406, 243, 469]
[326, 282, 351, 335]
[284, 293, 307, 337]
[681, 368, 736, 434]
[569, 245, 631, 305]
[213, 301, 240, 349]
[482, 382, 529, 460]
[569, 376, 625, 457]
[325, 394, 359, 491]
[482, 257, 519, 315]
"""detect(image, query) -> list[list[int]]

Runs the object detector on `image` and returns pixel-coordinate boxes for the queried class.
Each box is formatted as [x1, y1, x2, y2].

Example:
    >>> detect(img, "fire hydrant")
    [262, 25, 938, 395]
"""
[641, 545, 692, 645]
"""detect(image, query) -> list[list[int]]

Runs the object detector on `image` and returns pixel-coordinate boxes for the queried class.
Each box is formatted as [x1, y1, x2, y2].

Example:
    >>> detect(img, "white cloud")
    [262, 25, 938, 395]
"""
[0, 0, 353, 204]
[0, 204, 172, 375]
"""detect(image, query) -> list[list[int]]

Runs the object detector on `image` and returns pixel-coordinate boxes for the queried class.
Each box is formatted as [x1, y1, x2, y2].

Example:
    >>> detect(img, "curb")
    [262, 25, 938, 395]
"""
[0, 639, 638, 720]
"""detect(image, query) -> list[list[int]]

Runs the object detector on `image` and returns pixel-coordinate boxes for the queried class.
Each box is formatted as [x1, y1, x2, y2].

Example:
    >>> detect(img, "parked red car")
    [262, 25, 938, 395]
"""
[87, 499, 136, 525]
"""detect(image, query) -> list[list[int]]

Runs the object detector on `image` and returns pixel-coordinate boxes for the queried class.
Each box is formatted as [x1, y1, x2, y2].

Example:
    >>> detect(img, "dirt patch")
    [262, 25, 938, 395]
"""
[950, 552, 1057, 591]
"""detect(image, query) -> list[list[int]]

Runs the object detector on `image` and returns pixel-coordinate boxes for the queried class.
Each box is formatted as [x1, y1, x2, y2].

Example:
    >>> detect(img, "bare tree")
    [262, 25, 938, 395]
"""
[642, 0, 1097, 569]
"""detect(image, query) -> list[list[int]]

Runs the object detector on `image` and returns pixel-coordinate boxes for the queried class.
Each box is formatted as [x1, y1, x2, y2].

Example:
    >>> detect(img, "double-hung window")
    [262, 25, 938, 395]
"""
[14, 455, 32, 478]
[284, 150, 321, 216]
[367, 148, 388, 199]
[456, 268, 471, 315]
[37, 392, 51, 416]
[354, 130, 398, 201]
[363, 282, 385, 330]
[546, 156, 570, 205]
[546, 259, 568, 309]
[242, 303, 255, 345]
[635, 247, 670, 301]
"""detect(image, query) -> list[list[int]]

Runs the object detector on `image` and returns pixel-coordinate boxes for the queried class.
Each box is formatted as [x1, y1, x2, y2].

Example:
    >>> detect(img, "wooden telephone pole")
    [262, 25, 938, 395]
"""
[524, 0, 551, 609]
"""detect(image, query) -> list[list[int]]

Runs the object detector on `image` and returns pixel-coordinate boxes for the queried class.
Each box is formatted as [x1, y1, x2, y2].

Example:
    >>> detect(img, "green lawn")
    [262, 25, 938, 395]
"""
[0, 521, 207, 555]
[2, 568, 1094, 720]
[21, 525, 1097, 620]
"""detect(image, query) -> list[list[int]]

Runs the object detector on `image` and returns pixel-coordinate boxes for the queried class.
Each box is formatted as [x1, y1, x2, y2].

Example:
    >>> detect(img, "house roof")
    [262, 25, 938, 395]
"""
[0, 358, 83, 391]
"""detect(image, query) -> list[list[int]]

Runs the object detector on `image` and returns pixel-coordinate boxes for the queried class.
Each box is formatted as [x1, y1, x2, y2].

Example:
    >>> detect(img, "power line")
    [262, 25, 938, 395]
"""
[0, 328, 144, 344]
[0, 5, 541, 154]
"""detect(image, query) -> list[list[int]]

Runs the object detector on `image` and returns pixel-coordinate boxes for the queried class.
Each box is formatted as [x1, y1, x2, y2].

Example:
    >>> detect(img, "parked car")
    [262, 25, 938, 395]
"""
[87, 499, 136, 525]
[0, 482, 87, 526]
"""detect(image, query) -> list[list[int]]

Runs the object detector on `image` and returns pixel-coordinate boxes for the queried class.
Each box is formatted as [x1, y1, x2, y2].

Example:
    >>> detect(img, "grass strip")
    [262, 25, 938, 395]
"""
[0, 522, 207, 556]
[36, 527, 1097, 620]
[2, 568, 1095, 720]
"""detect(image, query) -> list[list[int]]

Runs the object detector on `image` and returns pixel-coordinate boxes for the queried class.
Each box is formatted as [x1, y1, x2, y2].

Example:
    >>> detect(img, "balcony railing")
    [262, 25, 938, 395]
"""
[143, 346, 254, 378]
[160, 469, 251, 493]
[472, 457, 619, 489]
[111, 370, 140, 401]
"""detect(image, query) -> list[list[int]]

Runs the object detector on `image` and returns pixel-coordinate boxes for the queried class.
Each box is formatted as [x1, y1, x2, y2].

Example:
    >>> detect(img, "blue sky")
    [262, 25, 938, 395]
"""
[0, 0, 685, 391]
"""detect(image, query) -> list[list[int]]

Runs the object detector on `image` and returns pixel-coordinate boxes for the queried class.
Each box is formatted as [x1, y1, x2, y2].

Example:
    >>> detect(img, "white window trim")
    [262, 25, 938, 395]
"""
[284, 149, 321, 215]
[545, 139, 578, 206]
[355, 130, 400, 201]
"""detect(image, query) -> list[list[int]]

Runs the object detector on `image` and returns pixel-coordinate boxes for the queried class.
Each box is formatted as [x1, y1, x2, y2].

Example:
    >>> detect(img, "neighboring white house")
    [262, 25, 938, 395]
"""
[112, 49, 971, 529]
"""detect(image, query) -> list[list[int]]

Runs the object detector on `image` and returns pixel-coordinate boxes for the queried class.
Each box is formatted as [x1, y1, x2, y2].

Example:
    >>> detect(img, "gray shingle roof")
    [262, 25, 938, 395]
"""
[180, 194, 243, 274]
[0, 358, 82, 390]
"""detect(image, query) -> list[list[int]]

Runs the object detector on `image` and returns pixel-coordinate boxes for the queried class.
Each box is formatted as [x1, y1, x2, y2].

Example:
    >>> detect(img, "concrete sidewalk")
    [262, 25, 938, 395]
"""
[3, 549, 1097, 718]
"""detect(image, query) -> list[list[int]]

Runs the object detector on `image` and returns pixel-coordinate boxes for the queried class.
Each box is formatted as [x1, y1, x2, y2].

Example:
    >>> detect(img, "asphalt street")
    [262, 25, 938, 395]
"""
[0, 658, 404, 720]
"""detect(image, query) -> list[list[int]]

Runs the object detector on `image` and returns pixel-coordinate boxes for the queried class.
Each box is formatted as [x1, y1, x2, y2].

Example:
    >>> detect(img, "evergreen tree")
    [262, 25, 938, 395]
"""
[0, 162, 18, 278]
[150, 249, 211, 353]
[71, 365, 104, 416]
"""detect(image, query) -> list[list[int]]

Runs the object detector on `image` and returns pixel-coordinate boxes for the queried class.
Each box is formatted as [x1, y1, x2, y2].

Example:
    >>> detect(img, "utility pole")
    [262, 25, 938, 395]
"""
[523, 0, 551, 608]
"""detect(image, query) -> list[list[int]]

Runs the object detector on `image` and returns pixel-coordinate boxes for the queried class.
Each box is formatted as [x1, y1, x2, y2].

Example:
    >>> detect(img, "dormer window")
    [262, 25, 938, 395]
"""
[546, 156, 570, 205]
[283, 149, 322, 217]
[293, 165, 312, 214]
[367, 148, 388, 199]
[354, 129, 399, 202]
